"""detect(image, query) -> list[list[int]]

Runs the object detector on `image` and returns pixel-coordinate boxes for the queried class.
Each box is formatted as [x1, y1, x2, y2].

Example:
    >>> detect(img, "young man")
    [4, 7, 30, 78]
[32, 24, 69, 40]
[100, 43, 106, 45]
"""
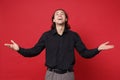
[4, 9, 114, 80]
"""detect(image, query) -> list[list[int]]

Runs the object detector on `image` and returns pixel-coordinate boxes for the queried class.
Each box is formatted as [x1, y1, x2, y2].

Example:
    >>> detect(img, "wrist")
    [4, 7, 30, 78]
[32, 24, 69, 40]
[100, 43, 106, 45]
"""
[98, 47, 102, 51]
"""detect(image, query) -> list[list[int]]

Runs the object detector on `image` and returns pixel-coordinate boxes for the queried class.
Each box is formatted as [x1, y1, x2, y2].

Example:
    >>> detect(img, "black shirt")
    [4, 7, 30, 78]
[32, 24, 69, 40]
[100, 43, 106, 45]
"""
[18, 29, 100, 70]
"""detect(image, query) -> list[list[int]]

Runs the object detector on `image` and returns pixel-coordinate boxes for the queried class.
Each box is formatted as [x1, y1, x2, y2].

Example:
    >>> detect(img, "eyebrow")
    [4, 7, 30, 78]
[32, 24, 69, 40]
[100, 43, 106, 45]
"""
[55, 11, 64, 14]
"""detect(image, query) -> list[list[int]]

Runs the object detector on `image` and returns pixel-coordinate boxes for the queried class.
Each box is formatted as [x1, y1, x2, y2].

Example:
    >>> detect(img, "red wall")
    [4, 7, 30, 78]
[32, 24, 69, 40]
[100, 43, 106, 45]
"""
[0, 0, 120, 80]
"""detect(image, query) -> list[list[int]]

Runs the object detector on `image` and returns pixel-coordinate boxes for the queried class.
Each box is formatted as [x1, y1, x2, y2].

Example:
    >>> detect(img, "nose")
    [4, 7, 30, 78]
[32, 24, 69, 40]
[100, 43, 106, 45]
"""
[58, 14, 62, 17]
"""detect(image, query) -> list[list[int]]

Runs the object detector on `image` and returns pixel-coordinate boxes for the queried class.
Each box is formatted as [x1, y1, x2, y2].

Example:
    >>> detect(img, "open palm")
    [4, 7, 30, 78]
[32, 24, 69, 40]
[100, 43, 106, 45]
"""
[4, 40, 19, 51]
[98, 41, 114, 51]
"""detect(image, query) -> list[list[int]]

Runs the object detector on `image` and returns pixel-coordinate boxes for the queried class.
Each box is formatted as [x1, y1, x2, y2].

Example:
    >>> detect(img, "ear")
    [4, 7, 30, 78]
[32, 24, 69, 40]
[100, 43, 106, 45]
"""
[65, 18, 67, 21]
[53, 19, 56, 22]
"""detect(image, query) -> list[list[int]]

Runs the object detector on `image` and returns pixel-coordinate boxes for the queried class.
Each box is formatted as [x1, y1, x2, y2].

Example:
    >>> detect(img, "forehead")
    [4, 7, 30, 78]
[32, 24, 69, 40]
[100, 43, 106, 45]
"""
[54, 10, 65, 14]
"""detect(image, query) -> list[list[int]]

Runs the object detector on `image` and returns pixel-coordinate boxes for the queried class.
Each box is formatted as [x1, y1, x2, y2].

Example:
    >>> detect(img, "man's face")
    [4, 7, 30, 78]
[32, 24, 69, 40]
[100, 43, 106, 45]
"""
[53, 10, 67, 25]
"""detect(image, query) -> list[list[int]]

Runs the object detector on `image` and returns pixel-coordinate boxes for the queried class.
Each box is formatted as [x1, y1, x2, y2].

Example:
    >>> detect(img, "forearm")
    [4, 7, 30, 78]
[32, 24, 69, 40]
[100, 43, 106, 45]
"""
[80, 48, 100, 58]
[17, 46, 44, 57]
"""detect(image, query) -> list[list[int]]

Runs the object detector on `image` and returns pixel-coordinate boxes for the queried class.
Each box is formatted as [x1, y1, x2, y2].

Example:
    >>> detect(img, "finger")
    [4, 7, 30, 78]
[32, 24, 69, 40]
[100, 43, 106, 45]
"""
[11, 40, 15, 44]
[4, 44, 10, 46]
[5, 44, 14, 49]
[108, 45, 114, 48]
[4, 44, 11, 47]
[105, 45, 114, 50]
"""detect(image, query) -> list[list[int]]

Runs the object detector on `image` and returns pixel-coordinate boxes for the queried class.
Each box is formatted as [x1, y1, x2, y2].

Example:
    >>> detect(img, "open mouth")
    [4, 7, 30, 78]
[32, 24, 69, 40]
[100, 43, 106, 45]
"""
[58, 18, 63, 20]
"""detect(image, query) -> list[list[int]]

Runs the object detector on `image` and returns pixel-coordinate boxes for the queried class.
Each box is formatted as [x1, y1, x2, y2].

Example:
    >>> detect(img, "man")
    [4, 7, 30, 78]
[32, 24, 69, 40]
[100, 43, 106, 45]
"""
[4, 9, 114, 80]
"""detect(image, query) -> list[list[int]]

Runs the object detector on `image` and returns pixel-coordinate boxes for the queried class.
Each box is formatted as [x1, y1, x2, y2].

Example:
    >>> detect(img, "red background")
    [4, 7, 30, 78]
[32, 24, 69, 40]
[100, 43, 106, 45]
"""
[0, 0, 120, 80]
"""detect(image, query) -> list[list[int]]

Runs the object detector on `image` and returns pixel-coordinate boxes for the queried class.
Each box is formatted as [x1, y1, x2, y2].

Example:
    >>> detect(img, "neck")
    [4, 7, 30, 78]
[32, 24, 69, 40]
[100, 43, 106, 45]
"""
[56, 24, 65, 36]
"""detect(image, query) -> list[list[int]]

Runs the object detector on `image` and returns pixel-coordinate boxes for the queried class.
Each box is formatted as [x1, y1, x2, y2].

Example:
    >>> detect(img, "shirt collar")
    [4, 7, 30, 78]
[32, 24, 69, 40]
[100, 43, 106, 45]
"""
[51, 28, 69, 35]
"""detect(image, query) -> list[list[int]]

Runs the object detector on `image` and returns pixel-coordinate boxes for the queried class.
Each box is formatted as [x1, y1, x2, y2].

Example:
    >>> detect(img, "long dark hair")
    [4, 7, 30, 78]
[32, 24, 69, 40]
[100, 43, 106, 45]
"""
[51, 9, 71, 30]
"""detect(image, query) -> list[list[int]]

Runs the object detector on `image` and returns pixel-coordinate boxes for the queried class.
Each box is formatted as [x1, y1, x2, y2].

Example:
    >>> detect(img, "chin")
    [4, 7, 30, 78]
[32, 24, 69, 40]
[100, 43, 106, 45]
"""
[56, 22, 65, 25]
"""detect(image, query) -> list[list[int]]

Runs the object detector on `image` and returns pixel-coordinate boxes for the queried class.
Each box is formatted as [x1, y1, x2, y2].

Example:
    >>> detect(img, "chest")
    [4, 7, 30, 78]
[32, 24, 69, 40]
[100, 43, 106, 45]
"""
[45, 34, 74, 49]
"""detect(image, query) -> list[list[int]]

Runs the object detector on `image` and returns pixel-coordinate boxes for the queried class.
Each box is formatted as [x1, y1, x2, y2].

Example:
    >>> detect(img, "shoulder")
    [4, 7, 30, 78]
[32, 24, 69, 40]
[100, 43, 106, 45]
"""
[67, 30, 82, 40]
[68, 30, 79, 36]
[42, 30, 53, 35]
[41, 30, 55, 38]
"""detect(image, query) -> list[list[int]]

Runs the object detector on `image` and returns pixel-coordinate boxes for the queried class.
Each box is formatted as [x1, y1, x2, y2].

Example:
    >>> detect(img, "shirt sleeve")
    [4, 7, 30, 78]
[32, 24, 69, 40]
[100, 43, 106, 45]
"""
[17, 32, 47, 57]
[74, 32, 100, 58]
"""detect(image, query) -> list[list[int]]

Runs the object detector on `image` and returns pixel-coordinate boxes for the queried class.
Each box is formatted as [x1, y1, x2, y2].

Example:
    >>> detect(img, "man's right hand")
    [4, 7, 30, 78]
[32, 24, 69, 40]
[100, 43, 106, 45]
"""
[4, 40, 19, 51]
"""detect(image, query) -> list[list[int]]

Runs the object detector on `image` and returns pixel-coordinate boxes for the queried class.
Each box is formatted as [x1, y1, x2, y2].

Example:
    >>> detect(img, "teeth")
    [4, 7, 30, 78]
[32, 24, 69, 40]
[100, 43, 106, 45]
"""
[58, 18, 62, 20]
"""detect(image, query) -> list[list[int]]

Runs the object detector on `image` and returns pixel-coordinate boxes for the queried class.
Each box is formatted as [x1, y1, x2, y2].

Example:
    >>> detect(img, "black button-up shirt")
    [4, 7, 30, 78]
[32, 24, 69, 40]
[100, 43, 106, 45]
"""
[18, 29, 100, 70]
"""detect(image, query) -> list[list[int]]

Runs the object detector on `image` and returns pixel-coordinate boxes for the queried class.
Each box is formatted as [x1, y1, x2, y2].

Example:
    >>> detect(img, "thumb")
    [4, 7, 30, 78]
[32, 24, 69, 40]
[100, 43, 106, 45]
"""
[11, 40, 16, 44]
[104, 41, 110, 45]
